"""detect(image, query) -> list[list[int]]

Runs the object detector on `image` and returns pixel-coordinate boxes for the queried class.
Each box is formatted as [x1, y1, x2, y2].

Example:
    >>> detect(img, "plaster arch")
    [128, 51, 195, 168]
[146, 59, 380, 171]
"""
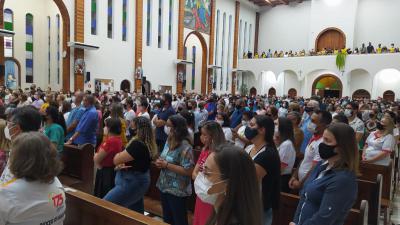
[373, 68, 400, 99]
[349, 69, 372, 98]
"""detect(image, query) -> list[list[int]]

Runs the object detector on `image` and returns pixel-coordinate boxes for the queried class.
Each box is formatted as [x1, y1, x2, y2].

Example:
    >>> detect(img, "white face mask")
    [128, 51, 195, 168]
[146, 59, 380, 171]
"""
[4, 126, 13, 141]
[216, 120, 224, 126]
[194, 172, 225, 205]
[103, 127, 109, 136]
[307, 122, 317, 133]
[344, 109, 352, 118]
[241, 120, 248, 126]
[164, 126, 171, 136]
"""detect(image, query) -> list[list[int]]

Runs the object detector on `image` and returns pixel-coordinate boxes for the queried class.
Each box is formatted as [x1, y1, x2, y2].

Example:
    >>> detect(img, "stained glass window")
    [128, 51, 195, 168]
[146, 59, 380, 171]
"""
[238, 20, 242, 58]
[48, 16, 51, 84]
[226, 15, 232, 91]
[183, 46, 187, 88]
[57, 14, 61, 84]
[26, 13, 34, 83]
[91, 0, 97, 35]
[192, 46, 196, 90]
[146, 0, 152, 46]
[108, 0, 113, 38]
[220, 13, 226, 91]
[122, 0, 127, 41]
[213, 10, 220, 90]
[4, 9, 13, 57]
[158, 0, 163, 48]
[168, 0, 173, 50]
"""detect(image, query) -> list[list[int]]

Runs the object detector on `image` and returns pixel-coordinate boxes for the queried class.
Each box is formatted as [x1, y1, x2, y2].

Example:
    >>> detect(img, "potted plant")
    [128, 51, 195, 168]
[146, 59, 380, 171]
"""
[336, 49, 348, 71]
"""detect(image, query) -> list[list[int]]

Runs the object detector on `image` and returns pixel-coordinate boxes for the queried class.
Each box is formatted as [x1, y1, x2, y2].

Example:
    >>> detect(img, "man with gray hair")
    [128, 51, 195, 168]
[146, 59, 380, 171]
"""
[300, 100, 320, 153]
[65, 91, 85, 141]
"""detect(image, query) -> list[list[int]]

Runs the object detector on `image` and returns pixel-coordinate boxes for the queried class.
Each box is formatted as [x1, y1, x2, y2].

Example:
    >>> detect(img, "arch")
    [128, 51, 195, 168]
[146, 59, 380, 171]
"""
[315, 27, 346, 52]
[250, 87, 257, 96]
[120, 79, 131, 92]
[4, 57, 20, 88]
[383, 90, 395, 102]
[268, 87, 276, 97]
[288, 88, 297, 98]
[312, 74, 343, 98]
[183, 31, 208, 94]
[0, 0, 71, 90]
[352, 89, 370, 100]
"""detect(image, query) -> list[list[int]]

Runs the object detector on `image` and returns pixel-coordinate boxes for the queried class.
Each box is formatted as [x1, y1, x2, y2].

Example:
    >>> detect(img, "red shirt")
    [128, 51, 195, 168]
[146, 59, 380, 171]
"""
[98, 136, 123, 167]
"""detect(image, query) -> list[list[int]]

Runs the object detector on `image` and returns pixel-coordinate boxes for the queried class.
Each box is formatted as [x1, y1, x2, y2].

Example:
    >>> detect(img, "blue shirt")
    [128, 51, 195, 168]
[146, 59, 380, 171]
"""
[293, 162, 357, 225]
[65, 105, 85, 140]
[300, 115, 312, 153]
[155, 106, 175, 141]
[230, 108, 244, 128]
[74, 106, 98, 145]
[206, 102, 217, 121]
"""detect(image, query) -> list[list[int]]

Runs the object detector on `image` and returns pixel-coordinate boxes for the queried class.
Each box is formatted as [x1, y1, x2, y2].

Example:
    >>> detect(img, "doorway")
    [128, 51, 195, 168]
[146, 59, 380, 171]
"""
[312, 75, 343, 98]
[268, 87, 276, 97]
[315, 28, 346, 52]
[383, 90, 395, 102]
[250, 87, 257, 96]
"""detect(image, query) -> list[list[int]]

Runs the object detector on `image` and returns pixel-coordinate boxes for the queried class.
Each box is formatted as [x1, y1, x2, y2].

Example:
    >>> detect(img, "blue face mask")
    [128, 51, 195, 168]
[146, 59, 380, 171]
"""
[244, 126, 258, 140]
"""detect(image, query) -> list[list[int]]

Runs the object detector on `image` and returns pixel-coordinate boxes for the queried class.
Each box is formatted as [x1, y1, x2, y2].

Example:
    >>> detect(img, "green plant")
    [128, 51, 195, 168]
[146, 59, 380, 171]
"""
[336, 50, 347, 71]
[240, 84, 248, 96]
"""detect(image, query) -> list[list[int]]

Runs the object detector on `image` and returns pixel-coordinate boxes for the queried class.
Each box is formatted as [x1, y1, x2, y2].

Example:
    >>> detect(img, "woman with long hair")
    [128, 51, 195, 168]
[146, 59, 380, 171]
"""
[244, 115, 281, 225]
[193, 121, 226, 225]
[155, 115, 194, 225]
[94, 118, 123, 198]
[215, 112, 233, 143]
[195, 144, 262, 225]
[362, 114, 396, 165]
[103, 116, 157, 213]
[106, 103, 128, 147]
[291, 123, 359, 225]
[44, 105, 66, 156]
[274, 117, 296, 193]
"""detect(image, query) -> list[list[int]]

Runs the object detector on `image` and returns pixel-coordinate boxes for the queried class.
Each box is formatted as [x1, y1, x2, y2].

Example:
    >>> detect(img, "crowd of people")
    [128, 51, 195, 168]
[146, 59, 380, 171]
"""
[244, 42, 400, 59]
[0, 84, 399, 225]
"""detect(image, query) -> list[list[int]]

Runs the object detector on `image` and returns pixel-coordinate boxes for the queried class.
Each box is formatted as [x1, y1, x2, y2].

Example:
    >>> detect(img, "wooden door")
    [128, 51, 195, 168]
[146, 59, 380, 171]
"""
[383, 90, 395, 102]
[316, 28, 346, 51]
[288, 88, 297, 98]
[268, 87, 276, 97]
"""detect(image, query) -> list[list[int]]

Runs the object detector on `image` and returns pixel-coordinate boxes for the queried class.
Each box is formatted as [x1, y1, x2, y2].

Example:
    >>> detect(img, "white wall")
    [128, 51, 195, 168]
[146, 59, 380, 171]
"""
[349, 69, 372, 97]
[84, 0, 136, 92]
[142, 0, 179, 93]
[308, 0, 358, 50]
[238, 53, 400, 98]
[258, 1, 311, 53]
[4, 0, 63, 90]
[374, 69, 400, 100]
[354, 0, 400, 48]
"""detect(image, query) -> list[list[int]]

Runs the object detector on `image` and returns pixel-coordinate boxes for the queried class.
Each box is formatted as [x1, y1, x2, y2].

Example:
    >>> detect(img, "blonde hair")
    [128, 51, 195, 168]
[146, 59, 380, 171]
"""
[382, 115, 395, 136]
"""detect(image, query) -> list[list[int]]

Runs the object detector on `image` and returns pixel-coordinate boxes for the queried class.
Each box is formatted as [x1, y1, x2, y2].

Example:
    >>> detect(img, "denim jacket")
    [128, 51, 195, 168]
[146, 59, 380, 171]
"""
[293, 162, 357, 225]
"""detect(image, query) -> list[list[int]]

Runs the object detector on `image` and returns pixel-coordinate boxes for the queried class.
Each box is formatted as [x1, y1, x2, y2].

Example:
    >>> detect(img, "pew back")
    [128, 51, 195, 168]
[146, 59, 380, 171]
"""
[64, 190, 168, 225]
[273, 192, 368, 225]
[60, 144, 95, 193]
[356, 175, 382, 225]
[359, 161, 393, 200]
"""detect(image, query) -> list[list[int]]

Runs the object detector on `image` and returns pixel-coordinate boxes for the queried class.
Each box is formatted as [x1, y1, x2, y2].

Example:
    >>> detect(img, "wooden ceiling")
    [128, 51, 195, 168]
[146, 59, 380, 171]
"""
[249, 0, 303, 7]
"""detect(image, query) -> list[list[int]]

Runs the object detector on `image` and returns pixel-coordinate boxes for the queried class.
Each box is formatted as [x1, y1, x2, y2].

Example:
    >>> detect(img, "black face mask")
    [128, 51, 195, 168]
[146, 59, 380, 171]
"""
[244, 126, 258, 140]
[236, 105, 242, 110]
[318, 143, 338, 160]
[376, 122, 385, 130]
[305, 107, 313, 113]
[129, 128, 137, 137]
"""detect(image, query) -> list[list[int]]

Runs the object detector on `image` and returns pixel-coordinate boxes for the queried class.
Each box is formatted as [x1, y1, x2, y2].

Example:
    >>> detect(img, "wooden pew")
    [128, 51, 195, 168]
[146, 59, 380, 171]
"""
[64, 189, 168, 225]
[273, 192, 368, 225]
[359, 161, 393, 200]
[59, 144, 95, 194]
[357, 175, 382, 225]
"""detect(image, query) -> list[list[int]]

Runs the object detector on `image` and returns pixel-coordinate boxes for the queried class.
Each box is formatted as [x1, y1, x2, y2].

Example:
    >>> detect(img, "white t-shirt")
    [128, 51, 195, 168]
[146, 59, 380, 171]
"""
[0, 178, 66, 225]
[234, 125, 247, 149]
[278, 139, 296, 175]
[138, 111, 150, 120]
[222, 127, 233, 143]
[365, 131, 395, 166]
[298, 135, 323, 181]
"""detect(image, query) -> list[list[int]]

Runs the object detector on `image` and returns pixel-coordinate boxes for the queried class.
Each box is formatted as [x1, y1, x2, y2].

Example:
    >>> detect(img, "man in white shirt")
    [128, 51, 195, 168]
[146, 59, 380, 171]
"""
[345, 102, 365, 147]
[289, 110, 332, 190]
[0, 106, 42, 184]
